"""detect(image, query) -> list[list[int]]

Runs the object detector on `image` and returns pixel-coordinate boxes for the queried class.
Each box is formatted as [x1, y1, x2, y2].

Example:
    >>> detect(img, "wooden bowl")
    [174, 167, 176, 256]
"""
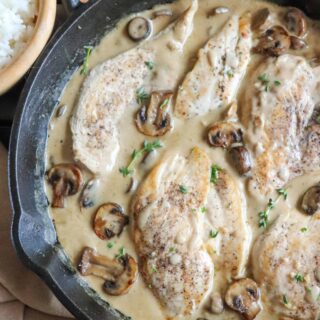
[0, 0, 56, 95]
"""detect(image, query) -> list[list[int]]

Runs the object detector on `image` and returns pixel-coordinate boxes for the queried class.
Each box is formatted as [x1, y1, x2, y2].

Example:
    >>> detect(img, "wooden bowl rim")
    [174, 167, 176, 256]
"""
[0, 0, 57, 95]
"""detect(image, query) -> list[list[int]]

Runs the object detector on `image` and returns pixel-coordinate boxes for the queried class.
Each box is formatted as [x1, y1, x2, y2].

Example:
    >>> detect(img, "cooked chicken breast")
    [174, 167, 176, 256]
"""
[252, 210, 320, 320]
[206, 170, 251, 292]
[131, 147, 213, 316]
[242, 54, 317, 196]
[71, 0, 198, 175]
[174, 14, 252, 119]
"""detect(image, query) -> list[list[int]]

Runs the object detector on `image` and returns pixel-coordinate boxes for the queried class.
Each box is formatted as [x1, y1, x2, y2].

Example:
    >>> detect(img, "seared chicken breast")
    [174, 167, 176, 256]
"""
[252, 210, 320, 320]
[131, 147, 213, 316]
[71, 0, 198, 175]
[175, 14, 252, 119]
[206, 170, 251, 291]
[242, 54, 317, 196]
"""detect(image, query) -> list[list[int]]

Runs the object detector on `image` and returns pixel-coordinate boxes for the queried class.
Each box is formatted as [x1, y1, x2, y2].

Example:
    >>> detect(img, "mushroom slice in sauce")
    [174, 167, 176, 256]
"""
[94, 203, 129, 240]
[78, 247, 138, 296]
[229, 146, 252, 175]
[225, 278, 261, 320]
[127, 17, 152, 41]
[290, 36, 307, 50]
[47, 164, 83, 208]
[301, 184, 320, 215]
[80, 178, 99, 209]
[135, 91, 173, 137]
[153, 9, 173, 18]
[284, 8, 307, 38]
[251, 8, 271, 31]
[207, 122, 243, 149]
[253, 26, 291, 57]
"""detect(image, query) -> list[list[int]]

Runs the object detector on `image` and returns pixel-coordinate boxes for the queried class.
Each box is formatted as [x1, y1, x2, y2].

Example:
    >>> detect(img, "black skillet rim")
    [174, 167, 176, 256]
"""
[7, 0, 319, 319]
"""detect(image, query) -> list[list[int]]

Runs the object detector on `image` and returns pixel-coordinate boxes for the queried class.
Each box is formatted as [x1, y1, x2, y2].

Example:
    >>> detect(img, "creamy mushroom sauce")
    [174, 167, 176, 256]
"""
[45, 0, 320, 319]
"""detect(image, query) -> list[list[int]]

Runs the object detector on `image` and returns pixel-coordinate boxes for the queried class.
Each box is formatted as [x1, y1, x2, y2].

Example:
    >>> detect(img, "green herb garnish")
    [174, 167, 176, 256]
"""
[226, 70, 234, 78]
[136, 87, 150, 104]
[169, 247, 175, 253]
[274, 80, 281, 86]
[209, 230, 219, 238]
[210, 164, 221, 184]
[179, 185, 188, 194]
[283, 295, 289, 305]
[300, 227, 308, 233]
[258, 188, 288, 228]
[145, 61, 154, 70]
[159, 98, 169, 110]
[107, 241, 115, 249]
[115, 247, 126, 259]
[200, 207, 207, 213]
[294, 273, 304, 282]
[80, 45, 93, 75]
[316, 115, 320, 124]
[151, 266, 158, 273]
[258, 73, 270, 92]
[119, 140, 163, 177]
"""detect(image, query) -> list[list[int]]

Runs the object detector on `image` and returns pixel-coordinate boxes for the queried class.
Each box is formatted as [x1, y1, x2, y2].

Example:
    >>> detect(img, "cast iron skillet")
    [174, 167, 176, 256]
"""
[8, 0, 320, 319]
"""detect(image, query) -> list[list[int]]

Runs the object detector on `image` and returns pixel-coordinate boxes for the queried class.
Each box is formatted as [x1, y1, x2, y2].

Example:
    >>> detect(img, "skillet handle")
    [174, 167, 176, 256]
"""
[61, 0, 81, 14]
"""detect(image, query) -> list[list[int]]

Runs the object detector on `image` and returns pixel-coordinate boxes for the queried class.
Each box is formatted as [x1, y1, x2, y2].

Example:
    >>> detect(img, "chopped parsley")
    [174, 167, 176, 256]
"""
[300, 227, 308, 233]
[294, 273, 304, 282]
[283, 295, 289, 305]
[115, 247, 126, 259]
[151, 266, 158, 273]
[169, 247, 176, 253]
[258, 74, 281, 92]
[159, 98, 169, 110]
[179, 185, 188, 194]
[80, 45, 93, 75]
[136, 87, 150, 104]
[209, 230, 219, 238]
[210, 164, 221, 184]
[119, 140, 163, 177]
[226, 70, 234, 78]
[258, 188, 288, 228]
[200, 207, 207, 213]
[145, 61, 154, 70]
[148, 284, 152, 288]
[107, 241, 115, 249]
[317, 115, 320, 125]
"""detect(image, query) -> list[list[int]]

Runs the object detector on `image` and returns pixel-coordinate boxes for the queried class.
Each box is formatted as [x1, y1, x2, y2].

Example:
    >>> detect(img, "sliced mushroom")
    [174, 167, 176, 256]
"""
[290, 36, 307, 50]
[251, 8, 271, 31]
[80, 178, 100, 209]
[153, 9, 173, 18]
[127, 17, 152, 41]
[225, 278, 261, 320]
[301, 184, 320, 215]
[47, 164, 83, 208]
[78, 247, 138, 296]
[207, 122, 243, 149]
[229, 146, 252, 175]
[284, 8, 307, 38]
[253, 26, 291, 57]
[103, 254, 138, 295]
[135, 91, 173, 137]
[94, 203, 129, 240]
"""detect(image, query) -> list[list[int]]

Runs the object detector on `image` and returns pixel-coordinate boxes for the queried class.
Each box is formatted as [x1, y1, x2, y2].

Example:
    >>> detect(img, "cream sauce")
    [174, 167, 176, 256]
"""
[45, 0, 320, 319]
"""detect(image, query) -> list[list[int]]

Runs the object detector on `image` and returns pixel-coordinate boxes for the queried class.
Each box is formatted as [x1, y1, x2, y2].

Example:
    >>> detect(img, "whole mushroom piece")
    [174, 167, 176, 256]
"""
[94, 203, 129, 240]
[207, 122, 243, 149]
[229, 146, 252, 175]
[253, 26, 291, 57]
[301, 184, 320, 215]
[78, 247, 138, 296]
[135, 91, 173, 137]
[284, 8, 307, 38]
[127, 16, 153, 41]
[225, 278, 261, 320]
[47, 164, 83, 208]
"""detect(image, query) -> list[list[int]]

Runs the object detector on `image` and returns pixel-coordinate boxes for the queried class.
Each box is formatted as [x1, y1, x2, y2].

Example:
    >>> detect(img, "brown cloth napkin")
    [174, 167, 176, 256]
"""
[0, 143, 73, 320]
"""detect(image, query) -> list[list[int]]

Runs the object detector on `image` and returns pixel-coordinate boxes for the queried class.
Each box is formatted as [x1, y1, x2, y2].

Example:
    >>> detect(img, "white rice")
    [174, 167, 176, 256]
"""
[0, 0, 38, 70]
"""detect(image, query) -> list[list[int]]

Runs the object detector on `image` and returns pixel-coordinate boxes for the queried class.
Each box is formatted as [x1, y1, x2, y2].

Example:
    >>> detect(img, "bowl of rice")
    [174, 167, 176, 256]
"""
[0, 0, 56, 95]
